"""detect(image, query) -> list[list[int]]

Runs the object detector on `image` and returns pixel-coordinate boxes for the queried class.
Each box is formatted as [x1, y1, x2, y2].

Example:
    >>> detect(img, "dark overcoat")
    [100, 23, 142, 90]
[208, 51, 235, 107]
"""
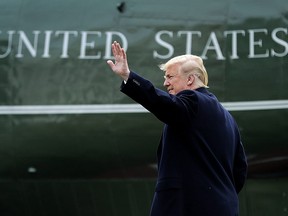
[121, 71, 247, 216]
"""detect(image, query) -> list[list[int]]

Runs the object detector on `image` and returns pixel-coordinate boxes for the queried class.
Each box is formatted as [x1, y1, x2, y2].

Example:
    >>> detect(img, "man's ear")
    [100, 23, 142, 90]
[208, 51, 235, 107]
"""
[187, 75, 194, 86]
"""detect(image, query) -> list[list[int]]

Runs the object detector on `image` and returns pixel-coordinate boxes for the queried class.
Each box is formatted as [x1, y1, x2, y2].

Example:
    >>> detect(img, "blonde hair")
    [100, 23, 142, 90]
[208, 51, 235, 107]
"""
[159, 55, 209, 87]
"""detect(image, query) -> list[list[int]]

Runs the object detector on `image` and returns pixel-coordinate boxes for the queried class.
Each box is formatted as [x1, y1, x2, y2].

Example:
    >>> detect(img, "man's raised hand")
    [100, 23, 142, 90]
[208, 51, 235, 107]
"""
[107, 41, 130, 81]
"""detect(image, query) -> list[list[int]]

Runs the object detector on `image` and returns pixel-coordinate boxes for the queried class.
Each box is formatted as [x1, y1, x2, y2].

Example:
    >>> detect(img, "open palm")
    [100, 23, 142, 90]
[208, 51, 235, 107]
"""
[107, 41, 130, 81]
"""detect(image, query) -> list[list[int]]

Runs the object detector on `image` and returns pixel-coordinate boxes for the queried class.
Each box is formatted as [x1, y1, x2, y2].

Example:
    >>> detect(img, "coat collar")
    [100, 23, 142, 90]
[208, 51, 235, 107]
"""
[195, 87, 210, 94]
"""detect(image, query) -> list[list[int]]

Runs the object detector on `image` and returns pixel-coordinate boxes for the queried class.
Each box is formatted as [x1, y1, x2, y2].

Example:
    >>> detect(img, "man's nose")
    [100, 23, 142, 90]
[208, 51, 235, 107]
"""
[163, 79, 169, 86]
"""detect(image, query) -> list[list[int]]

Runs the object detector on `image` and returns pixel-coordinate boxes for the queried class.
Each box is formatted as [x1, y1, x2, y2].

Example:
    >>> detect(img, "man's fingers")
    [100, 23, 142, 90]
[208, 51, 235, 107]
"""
[112, 41, 125, 58]
[111, 43, 117, 57]
[121, 48, 127, 60]
[114, 41, 121, 54]
[107, 41, 130, 80]
[107, 60, 115, 70]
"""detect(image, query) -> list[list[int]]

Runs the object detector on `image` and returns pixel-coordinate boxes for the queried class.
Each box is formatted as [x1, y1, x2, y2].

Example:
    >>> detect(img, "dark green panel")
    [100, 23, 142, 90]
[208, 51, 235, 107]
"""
[0, 113, 160, 178]
[243, 179, 288, 216]
[0, 179, 155, 216]
[0, 0, 287, 216]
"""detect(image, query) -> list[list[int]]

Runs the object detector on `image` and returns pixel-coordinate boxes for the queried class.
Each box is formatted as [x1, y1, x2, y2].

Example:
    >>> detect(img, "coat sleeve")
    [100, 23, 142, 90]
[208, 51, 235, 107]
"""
[233, 139, 248, 193]
[120, 71, 198, 125]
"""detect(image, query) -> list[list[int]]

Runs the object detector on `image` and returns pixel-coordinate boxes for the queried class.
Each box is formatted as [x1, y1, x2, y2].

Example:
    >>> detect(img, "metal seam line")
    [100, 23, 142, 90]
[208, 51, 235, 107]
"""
[0, 100, 288, 115]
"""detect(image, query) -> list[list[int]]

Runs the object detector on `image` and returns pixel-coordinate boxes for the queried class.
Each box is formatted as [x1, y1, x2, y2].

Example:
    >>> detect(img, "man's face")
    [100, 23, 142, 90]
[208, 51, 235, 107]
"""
[163, 65, 190, 95]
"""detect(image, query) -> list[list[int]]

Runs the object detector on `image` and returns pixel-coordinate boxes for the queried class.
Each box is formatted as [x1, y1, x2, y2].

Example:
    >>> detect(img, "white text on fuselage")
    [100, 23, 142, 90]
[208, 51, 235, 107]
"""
[0, 28, 287, 60]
